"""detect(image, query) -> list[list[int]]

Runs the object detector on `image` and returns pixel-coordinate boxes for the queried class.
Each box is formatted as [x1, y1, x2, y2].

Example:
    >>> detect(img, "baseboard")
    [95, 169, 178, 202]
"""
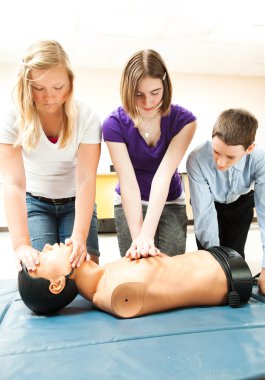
[0, 217, 258, 235]
[98, 219, 116, 233]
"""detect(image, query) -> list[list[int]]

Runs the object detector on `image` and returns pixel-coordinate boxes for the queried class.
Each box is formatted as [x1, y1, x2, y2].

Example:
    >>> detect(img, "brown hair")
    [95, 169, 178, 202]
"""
[120, 49, 172, 126]
[212, 108, 258, 150]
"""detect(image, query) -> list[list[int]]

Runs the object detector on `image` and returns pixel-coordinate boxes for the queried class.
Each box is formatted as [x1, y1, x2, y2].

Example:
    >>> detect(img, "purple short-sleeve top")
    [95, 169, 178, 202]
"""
[102, 104, 196, 201]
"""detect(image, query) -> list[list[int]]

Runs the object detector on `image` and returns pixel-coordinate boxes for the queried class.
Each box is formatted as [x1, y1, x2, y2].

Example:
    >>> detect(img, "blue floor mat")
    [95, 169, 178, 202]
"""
[1, 281, 265, 380]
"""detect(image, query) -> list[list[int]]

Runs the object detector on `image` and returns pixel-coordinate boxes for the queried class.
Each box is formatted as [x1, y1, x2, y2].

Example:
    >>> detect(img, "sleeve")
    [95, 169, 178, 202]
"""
[79, 104, 102, 144]
[171, 105, 197, 137]
[186, 150, 220, 248]
[0, 107, 19, 144]
[253, 150, 265, 267]
[102, 112, 126, 143]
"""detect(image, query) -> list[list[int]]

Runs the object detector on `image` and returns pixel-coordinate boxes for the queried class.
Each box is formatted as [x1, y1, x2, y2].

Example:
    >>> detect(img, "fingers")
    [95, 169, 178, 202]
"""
[126, 240, 160, 260]
[125, 241, 142, 260]
[258, 275, 265, 295]
[148, 245, 160, 256]
[65, 237, 72, 246]
[75, 251, 87, 268]
[43, 243, 53, 251]
[32, 249, 40, 265]
[21, 254, 37, 271]
[126, 249, 142, 260]
[125, 241, 137, 257]
[67, 238, 76, 265]
[85, 253, 91, 261]
[258, 281, 265, 295]
[16, 258, 22, 272]
[139, 242, 150, 257]
[69, 242, 87, 268]
[15, 246, 40, 272]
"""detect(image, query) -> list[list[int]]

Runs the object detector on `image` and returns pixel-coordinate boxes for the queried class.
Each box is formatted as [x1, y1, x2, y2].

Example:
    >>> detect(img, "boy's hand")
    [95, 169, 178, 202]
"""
[258, 268, 265, 295]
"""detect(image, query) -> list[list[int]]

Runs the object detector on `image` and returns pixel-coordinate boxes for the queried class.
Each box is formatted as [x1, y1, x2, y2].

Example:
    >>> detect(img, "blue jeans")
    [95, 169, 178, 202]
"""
[26, 194, 100, 256]
[114, 203, 188, 257]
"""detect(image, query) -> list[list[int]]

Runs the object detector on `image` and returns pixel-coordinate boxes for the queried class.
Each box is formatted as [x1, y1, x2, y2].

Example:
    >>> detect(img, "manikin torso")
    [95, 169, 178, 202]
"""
[89, 251, 228, 318]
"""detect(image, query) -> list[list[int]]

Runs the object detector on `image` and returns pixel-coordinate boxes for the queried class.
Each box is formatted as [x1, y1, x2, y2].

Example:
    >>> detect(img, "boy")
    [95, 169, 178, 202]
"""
[186, 108, 265, 294]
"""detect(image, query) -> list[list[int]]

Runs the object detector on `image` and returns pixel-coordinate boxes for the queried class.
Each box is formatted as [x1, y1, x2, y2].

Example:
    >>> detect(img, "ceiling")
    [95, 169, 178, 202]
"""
[0, 0, 264, 77]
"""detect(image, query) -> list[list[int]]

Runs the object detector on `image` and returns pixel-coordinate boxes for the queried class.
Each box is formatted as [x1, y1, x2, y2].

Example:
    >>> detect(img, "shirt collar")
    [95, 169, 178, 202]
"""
[233, 154, 247, 172]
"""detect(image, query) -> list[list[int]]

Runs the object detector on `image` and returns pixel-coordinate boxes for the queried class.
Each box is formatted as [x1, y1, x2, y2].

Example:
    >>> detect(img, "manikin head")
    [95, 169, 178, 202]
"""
[211, 108, 258, 171]
[18, 243, 78, 314]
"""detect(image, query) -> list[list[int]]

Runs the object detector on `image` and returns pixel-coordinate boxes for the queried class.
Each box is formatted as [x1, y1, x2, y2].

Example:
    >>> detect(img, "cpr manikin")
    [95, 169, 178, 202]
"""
[18, 243, 253, 318]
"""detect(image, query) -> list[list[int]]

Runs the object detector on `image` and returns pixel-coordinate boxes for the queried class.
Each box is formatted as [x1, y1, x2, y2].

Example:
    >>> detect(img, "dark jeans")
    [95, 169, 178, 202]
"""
[26, 194, 100, 256]
[196, 191, 255, 258]
[114, 203, 188, 257]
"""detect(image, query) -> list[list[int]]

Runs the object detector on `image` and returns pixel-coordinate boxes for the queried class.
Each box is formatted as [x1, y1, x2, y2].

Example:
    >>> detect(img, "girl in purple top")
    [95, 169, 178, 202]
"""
[102, 49, 197, 259]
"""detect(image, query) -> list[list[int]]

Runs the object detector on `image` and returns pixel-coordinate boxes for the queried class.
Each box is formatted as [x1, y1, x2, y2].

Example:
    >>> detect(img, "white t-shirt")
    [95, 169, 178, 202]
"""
[0, 101, 102, 198]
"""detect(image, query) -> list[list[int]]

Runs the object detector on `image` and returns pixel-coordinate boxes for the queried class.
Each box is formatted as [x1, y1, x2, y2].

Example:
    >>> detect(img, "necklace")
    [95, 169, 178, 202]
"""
[140, 114, 160, 140]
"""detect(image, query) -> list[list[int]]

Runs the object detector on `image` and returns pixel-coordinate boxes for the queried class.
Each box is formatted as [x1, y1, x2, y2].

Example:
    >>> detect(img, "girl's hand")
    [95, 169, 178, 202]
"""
[126, 234, 160, 260]
[15, 245, 40, 272]
[65, 236, 88, 268]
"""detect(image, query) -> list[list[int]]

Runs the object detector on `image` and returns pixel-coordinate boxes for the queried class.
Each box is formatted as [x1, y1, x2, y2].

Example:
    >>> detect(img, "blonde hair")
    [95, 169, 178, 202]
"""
[13, 40, 75, 152]
[212, 108, 258, 150]
[120, 49, 172, 126]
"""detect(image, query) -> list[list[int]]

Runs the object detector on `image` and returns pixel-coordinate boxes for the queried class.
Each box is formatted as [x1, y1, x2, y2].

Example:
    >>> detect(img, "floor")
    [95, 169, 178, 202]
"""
[0, 222, 263, 280]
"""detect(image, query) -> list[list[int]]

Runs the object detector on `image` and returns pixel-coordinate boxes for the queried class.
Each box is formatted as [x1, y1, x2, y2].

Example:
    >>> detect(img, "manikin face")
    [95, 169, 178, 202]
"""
[30, 65, 70, 115]
[29, 243, 72, 282]
[135, 76, 164, 118]
[212, 136, 254, 171]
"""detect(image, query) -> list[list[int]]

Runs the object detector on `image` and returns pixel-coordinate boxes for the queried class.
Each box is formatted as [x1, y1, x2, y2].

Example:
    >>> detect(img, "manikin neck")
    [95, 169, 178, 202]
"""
[72, 260, 104, 301]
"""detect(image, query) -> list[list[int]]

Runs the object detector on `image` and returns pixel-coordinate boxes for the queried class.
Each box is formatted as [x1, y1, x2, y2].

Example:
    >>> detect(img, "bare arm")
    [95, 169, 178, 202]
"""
[67, 143, 101, 267]
[129, 121, 197, 258]
[0, 144, 39, 270]
[106, 141, 143, 240]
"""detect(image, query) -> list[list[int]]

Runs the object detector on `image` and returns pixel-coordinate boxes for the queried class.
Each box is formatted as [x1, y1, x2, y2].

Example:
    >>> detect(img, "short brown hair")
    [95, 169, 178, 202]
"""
[212, 108, 258, 150]
[120, 49, 172, 125]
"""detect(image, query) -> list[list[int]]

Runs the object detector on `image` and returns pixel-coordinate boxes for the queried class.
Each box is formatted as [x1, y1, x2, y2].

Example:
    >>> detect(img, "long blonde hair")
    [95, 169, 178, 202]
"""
[14, 40, 75, 152]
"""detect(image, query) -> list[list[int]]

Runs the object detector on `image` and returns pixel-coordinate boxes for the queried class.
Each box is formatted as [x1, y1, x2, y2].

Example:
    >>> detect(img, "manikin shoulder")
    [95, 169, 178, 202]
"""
[111, 282, 145, 318]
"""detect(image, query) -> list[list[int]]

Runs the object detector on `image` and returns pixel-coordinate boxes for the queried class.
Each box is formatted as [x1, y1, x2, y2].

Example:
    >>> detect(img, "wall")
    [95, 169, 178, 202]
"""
[1, 63, 264, 173]
[74, 67, 265, 172]
[1, 65, 264, 225]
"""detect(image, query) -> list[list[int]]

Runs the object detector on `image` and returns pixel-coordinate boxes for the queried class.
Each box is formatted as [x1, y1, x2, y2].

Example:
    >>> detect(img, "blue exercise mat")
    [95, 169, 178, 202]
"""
[1, 280, 265, 380]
